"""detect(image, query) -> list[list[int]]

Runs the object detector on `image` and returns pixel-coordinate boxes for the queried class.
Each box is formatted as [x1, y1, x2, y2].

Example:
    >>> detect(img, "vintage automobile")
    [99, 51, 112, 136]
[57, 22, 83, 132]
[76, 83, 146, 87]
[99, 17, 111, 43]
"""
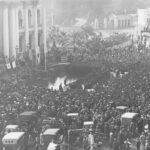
[83, 121, 94, 130]
[66, 113, 79, 118]
[19, 111, 37, 122]
[19, 111, 37, 130]
[121, 112, 138, 126]
[116, 106, 128, 113]
[42, 128, 63, 150]
[66, 113, 79, 128]
[5, 125, 19, 135]
[42, 117, 57, 128]
[2, 132, 27, 150]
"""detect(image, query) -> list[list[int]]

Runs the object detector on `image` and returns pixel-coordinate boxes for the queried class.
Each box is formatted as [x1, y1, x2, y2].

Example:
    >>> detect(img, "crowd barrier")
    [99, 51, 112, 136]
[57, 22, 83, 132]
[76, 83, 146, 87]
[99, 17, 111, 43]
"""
[106, 40, 132, 51]
[68, 129, 106, 147]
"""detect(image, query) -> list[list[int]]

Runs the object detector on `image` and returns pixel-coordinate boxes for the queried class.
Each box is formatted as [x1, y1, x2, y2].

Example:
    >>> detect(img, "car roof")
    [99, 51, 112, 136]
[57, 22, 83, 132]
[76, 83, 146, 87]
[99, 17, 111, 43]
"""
[116, 106, 128, 110]
[84, 121, 94, 125]
[43, 129, 60, 135]
[67, 113, 79, 117]
[5, 125, 18, 129]
[20, 111, 36, 116]
[2, 132, 25, 140]
[121, 112, 138, 118]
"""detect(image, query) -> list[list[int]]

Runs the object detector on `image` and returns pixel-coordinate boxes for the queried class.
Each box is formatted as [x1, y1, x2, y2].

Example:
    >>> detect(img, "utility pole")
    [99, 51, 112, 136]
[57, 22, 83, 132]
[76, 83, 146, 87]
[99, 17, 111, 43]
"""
[51, 0, 54, 26]
[45, 50, 47, 71]
[15, 46, 19, 83]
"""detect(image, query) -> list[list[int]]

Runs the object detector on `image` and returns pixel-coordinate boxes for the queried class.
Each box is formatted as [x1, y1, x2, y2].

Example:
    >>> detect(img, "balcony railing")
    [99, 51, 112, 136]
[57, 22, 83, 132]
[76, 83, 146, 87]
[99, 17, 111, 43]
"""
[141, 27, 150, 33]
[141, 29, 150, 37]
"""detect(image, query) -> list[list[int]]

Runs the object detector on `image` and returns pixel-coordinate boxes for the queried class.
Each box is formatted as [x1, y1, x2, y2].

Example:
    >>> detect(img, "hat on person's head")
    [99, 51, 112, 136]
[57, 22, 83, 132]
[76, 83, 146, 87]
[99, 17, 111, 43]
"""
[89, 128, 93, 132]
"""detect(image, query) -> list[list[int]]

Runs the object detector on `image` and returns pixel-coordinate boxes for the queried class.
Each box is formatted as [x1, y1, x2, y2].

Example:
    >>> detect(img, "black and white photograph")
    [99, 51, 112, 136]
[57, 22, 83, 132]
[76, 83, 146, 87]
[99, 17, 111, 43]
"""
[1, 0, 150, 150]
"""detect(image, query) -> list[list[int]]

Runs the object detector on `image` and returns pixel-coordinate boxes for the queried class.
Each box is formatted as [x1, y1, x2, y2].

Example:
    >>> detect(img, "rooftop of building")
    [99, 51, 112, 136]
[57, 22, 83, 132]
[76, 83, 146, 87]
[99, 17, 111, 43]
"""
[0, 0, 39, 2]
[108, 13, 137, 19]
[0, 0, 40, 4]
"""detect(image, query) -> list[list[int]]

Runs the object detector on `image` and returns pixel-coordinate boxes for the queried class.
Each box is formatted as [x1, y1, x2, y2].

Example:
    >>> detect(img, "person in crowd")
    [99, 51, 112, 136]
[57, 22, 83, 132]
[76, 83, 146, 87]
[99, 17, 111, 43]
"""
[136, 138, 141, 150]
[88, 129, 94, 150]
[109, 131, 114, 148]
[113, 138, 119, 150]
[146, 133, 150, 150]
[124, 138, 132, 150]
[140, 132, 146, 150]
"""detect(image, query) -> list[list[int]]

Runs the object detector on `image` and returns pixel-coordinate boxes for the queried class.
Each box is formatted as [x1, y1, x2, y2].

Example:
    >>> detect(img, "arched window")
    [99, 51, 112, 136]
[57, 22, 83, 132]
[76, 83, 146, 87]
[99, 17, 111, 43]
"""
[37, 9, 41, 25]
[29, 34, 32, 49]
[18, 10, 23, 28]
[19, 35, 23, 52]
[38, 32, 41, 47]
[28, 10, 32, 27]
[128, 20, 130, 27]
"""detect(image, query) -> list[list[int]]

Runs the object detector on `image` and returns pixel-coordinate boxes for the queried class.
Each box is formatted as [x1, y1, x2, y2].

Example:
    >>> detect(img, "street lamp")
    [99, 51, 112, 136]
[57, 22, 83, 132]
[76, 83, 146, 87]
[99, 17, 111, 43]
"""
[15, 45, 19, 56]
[15, 45, 19, 83]
[44, 45, 47, 71]
[26, 43, 29, 52]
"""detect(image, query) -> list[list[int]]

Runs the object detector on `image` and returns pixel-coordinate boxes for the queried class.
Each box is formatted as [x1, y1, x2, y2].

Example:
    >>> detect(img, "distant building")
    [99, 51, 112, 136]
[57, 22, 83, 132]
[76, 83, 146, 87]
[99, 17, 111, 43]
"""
[141, 27, 150, 47]
[137, 8, 150, 47]
[0, 0, 46, 64]
[137, 8, 150, 34]
[91, 18, 99, 30]
[104, 13, 137, 29]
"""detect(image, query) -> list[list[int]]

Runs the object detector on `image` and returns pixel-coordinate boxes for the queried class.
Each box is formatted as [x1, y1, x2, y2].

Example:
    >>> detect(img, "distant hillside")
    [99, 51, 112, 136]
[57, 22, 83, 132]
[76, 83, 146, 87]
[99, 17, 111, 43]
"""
[42, 0, 150, 26]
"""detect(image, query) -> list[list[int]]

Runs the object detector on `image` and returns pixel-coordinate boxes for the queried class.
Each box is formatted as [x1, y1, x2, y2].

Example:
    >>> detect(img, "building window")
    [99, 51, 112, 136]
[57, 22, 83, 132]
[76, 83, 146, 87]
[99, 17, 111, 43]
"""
[147, 18, 150, 25]
[28, 10, 32, 27]
[128, 20, 130, 27]
[18, 10, 23, 28]
[118, 20, 120, 28]
[111, 20, 114, 28]
[144, 38, 146, 45]
[125, 20, 127, 28]
[38, 32, 41, 47]
[37, 9, 41, 25]
[121, 20, 124, 28]
[29, 34, 32, 49]
[19, 35, 23, 52]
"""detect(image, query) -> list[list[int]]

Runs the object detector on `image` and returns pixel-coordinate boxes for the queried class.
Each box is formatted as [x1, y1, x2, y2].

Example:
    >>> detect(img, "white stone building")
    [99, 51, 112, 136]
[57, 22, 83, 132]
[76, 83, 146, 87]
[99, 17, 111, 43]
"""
[0, 0, 46, 64]
[137, 8, 150, 47]
[104, 13, 137, 29]
[137, 8, 150, 34]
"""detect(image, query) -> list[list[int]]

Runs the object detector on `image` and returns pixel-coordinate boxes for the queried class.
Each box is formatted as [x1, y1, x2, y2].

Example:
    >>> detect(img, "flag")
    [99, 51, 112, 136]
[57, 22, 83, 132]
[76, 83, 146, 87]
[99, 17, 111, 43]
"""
[12, 61, 16, 68]
[5, 56, 11, 69]
[10, 56, 16, 69]
[6, 63, 11, 69]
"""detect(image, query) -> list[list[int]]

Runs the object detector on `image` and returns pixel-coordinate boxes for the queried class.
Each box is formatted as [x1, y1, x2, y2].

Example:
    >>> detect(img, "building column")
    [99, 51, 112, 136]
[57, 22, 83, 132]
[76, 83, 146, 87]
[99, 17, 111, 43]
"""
[124, 20, 126, 28]
[42, 8, 47, 68]
[9, 6, 16, 58]
[33, 6, 39, 64]
[3, 6, 9, 57]
[24, 7, 29, 49]
[122, 20, 124, 28]
[42, 8, 47, 53]
[15, 8, 19, 55]
[114, 18, 118, 29]
[104, 18, 108, 29]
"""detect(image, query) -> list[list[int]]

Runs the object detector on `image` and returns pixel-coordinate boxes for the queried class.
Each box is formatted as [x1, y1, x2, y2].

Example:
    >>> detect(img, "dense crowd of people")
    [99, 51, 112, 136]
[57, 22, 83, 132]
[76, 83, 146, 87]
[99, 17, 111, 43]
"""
[47, 27, 131, 64]
[1, 54, 150, 150]
[1, 28, 150, 150]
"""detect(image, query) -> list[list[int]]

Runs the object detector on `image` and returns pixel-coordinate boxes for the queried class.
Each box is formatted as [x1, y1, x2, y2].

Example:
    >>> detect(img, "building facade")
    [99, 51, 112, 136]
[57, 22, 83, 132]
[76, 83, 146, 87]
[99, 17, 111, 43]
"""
[137, 8, 150, 34]
[104, 13, 137, 29]
[0, 0, 46, 64]
[137, 8, 150, 47]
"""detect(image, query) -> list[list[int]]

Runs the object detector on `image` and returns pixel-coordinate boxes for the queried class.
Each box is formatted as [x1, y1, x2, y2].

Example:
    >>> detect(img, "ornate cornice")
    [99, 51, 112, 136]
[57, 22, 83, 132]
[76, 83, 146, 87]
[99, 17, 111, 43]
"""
[0, 0, 39, 8]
